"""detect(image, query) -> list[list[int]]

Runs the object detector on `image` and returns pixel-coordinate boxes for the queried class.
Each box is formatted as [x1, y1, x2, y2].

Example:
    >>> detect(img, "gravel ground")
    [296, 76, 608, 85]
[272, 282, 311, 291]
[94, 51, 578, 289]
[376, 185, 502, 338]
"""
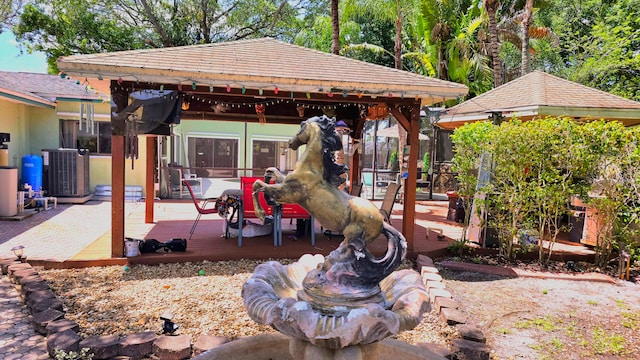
[39, 259, 456, 347]
[437, 258, 640, 360]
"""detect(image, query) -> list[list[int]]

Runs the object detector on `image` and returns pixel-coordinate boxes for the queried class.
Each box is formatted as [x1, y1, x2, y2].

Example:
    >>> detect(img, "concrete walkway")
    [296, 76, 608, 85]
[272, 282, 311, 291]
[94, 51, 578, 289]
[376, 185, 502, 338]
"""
[0, 201, 141, 261]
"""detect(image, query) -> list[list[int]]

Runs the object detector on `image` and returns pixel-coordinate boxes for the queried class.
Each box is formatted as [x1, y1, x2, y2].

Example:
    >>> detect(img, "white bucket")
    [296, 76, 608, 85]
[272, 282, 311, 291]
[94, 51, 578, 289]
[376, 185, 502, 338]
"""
[124, 239, 141, 257]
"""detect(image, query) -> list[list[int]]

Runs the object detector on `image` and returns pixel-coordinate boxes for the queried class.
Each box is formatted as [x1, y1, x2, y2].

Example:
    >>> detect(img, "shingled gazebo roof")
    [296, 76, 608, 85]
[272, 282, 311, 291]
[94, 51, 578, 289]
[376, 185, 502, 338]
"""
[58, 37, 467, 102]
[438, 71, 640, 129]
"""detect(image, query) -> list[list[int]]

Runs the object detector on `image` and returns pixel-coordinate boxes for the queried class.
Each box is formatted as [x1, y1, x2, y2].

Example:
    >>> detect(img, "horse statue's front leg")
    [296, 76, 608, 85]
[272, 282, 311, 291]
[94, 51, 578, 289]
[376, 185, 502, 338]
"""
[252, 180, 282, 224]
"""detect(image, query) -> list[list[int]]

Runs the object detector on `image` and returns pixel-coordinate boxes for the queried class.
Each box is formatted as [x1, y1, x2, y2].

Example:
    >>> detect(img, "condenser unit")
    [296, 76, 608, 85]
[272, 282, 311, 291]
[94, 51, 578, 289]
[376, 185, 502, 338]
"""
[44, 149, 90, 197]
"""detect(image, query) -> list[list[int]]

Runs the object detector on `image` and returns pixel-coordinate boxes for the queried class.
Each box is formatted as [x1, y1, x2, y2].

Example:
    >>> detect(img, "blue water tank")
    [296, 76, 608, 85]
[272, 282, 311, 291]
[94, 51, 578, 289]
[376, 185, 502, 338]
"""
[22, 154, 43, 192]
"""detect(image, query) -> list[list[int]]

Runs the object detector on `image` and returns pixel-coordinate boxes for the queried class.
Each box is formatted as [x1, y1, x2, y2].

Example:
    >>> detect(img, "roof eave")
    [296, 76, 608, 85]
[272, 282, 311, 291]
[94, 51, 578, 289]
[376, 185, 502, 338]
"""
[438, 105, 640, 129]
[0, 87, 56, 108]
[57, 62, 468, 101]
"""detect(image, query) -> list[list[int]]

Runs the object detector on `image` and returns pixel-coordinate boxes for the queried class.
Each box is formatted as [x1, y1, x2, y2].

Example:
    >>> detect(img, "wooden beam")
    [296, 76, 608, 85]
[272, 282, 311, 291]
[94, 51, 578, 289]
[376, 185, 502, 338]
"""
[111, 82, 128, 258]
[145, 136, 155, 224]
[388, 106, 419, 251]
[111, 135, 125, 258]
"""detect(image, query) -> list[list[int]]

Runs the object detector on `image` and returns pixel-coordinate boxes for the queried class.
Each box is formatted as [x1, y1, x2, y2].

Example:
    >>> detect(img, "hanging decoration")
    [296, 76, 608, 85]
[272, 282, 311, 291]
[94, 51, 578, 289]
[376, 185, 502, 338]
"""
[78, 101, 96, 134]
[255, 104, 266, 124]
[192, 82, 197, 90]
[274, 87, 279, 94]
[125, 113, 140, 170]
[212, 103, 228, 114]
[226, 84, 231, 92]
[321, 105, 336, 118]
[366, 103, 388, 120]
[296, 104, 307, 118]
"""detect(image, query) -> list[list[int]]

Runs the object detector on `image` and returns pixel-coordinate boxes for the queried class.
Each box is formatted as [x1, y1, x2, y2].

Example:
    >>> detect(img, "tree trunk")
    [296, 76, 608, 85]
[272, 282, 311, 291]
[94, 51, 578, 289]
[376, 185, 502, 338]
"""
[331, 0, 340, 55]
[521, 0, 533, 75]
[395, 4, 406, 175]
[485, 0, 502, 87]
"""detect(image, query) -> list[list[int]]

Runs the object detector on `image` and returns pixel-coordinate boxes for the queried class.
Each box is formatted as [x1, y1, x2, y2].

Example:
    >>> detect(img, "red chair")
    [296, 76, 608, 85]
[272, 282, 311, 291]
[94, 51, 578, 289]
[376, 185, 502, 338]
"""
[183, 180, 218, 239]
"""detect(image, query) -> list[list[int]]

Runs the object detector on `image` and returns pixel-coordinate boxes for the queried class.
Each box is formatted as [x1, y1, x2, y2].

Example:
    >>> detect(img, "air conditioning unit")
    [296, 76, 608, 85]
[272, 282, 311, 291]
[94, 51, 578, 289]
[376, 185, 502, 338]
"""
[44, 149, 90, 197]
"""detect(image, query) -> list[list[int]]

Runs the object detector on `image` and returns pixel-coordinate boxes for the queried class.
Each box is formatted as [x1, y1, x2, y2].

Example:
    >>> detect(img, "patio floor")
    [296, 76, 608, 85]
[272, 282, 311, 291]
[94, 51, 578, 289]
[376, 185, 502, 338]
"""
[0, 196, 594, 269]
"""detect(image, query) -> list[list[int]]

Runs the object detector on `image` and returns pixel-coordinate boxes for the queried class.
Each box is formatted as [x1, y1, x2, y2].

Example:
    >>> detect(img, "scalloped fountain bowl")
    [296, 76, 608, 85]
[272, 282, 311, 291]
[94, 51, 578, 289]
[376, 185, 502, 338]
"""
[193, 254, 444, 360]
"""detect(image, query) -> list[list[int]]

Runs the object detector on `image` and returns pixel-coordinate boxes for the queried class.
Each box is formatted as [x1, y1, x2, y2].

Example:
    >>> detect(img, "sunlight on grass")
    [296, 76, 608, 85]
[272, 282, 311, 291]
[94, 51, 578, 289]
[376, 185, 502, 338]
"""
[591, 327, 626, 355]
[550, 337, 564, 351]
[587, 299, 598, 306]
[621, 312, 639, 329]
[516, 316, 558, 331]
[495, 327, 512, 335]
[614, 299, 627, 309]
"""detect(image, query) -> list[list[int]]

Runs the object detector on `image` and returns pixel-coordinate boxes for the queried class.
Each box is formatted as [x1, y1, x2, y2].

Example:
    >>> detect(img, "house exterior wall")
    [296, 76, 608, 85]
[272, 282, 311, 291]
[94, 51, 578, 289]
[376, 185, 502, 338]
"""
[0, 100, 30, 168]
[3, 95, 302, 196]
[173, 119, 301, 170]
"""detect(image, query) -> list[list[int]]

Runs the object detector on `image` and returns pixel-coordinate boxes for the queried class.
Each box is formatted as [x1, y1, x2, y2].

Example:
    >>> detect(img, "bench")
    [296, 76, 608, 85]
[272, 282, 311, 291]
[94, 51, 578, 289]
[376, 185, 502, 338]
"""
[235, 177, 315, 247]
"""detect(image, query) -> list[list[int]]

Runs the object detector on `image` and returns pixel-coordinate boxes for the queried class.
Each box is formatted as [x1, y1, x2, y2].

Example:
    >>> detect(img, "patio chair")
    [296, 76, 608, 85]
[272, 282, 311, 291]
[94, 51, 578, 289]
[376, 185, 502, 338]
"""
[183, 180, 218, 239]
[170, 167, 203, 198]
[350, 183, 363, 197]
[379, 182, 401, 223]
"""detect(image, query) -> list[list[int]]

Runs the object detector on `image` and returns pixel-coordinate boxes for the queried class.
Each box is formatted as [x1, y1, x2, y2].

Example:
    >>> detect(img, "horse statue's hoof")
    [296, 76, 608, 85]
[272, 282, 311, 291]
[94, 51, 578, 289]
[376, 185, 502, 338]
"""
[263, 216, 274, 225]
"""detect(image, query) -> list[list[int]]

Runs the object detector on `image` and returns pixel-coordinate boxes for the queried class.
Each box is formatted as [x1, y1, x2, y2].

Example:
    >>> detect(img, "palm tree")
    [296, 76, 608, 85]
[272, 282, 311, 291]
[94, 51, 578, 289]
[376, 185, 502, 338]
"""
[521, 0, 533, 74]
[331, 0, 340, 54]
[498, 0, 558, 80]
[343, 0, 420, 70]
[484, 0, 502, 87]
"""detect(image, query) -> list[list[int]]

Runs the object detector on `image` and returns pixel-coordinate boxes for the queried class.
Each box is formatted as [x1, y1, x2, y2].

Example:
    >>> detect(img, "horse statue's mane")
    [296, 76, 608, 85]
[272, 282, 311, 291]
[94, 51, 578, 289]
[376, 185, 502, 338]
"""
[308, 116, 347, 187]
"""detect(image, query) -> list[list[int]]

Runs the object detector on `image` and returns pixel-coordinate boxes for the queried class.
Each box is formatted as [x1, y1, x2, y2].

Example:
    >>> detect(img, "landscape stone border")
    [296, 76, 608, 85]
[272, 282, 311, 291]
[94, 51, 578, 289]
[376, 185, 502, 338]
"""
[416, 254, 491, 360]
[1, 259, 232, 360]
[3, 256, 486, 360]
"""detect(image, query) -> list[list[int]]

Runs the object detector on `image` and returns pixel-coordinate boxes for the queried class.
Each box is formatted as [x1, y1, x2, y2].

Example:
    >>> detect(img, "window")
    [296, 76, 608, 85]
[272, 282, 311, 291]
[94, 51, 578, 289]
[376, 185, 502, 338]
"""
[187, 137, 238, 177]
[252, 140, 297, 172]
[59, 120, 112, 154]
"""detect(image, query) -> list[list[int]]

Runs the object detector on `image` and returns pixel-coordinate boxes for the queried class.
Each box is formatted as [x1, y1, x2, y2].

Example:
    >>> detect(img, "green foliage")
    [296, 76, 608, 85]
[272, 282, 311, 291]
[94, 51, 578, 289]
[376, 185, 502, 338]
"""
[13, 0, 324, 73]
[450, 120, 494, 242]
[452, 117, 640, 263]
[447, 238, 471, 256]
[540, 0, 640, 101]
[54, 348, 93, 360]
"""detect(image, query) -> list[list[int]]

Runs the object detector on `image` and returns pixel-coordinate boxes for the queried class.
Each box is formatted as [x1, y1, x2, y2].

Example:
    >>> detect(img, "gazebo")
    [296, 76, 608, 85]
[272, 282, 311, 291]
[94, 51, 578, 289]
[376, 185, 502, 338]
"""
[438, 70, 640, 129]
[56, 37, 468, 258]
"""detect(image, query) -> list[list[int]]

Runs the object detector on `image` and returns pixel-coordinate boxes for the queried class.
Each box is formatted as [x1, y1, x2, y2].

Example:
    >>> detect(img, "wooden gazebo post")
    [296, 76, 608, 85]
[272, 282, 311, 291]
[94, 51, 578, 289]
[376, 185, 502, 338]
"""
[110, 82, 128, 257]
[145, 136, 156, 223]
[389, 104, 421, 252]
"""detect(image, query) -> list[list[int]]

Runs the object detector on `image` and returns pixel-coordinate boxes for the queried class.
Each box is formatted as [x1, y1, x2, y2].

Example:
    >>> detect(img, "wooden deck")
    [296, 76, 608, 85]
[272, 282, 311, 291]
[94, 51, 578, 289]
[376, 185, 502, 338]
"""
[39, 200, 462, 269]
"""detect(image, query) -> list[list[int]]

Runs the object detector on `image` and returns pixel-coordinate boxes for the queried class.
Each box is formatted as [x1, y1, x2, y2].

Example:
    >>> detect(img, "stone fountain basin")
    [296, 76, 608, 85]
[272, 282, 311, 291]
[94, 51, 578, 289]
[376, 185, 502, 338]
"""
[192, 333, 446, 360]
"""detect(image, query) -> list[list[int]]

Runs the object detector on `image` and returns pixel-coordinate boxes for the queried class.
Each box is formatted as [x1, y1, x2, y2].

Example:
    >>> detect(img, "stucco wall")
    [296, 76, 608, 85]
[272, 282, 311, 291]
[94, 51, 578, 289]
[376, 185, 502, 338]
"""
[0, 100, 31, 168]
[174, 119, 300, 169]
[89, 136, 149, 190]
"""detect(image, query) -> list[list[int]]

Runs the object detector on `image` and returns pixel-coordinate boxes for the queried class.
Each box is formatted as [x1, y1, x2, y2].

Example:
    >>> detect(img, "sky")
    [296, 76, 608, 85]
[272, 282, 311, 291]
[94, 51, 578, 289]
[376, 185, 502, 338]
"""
[0, 30, 48, 73]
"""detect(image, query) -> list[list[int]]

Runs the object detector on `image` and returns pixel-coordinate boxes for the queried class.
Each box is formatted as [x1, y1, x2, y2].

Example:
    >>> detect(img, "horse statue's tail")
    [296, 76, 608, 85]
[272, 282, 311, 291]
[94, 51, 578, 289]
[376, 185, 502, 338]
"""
[350, 222, 407, 285]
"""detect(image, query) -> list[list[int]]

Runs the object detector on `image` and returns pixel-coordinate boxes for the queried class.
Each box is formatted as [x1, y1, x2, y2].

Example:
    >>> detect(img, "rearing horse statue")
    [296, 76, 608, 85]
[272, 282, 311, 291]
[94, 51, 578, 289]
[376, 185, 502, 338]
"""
[252, 115, 406, 307]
